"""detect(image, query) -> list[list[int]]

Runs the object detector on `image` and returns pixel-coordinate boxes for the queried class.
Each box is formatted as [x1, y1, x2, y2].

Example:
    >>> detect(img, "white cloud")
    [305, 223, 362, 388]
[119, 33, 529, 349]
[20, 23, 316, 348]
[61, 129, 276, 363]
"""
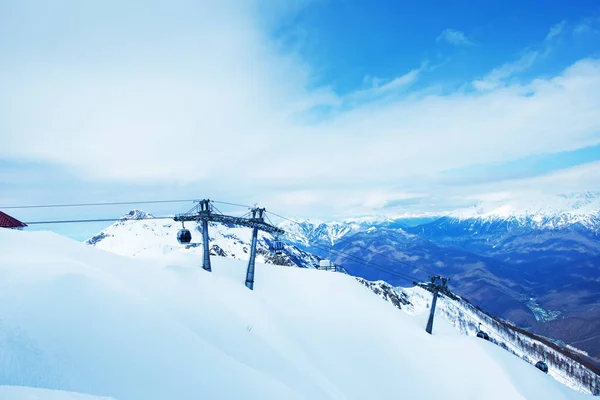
[362, 190, 422, 209]
[445, 162, 600, 209]
[354, 62, 428, 101]
[509, 161, 600, 193]
[2, 2, 600, 217]
[545, 20, 567, 41]
[371, 69, 421, 91]
[473, 21, 568, 92]
[574, 17, 600, 35]
[436, 29, 473, 46]
[472, 51, 539, 91]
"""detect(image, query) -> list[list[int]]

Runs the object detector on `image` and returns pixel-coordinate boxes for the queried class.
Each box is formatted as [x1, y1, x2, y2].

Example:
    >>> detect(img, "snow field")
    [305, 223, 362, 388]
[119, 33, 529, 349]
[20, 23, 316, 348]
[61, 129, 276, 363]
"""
[0, 229, 589, 399]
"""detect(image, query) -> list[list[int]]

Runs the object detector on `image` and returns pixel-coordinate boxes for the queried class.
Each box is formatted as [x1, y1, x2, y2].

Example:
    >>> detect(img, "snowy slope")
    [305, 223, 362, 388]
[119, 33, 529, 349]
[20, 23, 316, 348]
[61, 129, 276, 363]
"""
[400, 286, 600, 395]
[86, 210, 320, 268]
[0, 228, 590, 400]
[355, 279, 599, 394]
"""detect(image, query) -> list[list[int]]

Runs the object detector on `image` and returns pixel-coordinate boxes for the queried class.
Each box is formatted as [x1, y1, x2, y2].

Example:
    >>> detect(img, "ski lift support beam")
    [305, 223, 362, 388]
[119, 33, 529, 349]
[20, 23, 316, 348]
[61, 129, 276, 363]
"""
[416, 275, 452, 335]
[173, 199, 285, 290]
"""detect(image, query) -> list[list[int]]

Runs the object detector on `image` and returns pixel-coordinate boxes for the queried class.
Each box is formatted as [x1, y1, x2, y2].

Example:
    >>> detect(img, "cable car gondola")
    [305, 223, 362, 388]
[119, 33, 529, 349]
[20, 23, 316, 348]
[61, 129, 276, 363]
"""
[177, 222, 192, 244]
[535, 361, 549, 373]
[476, 323, 490, 341]
[270, 239, 285, 255]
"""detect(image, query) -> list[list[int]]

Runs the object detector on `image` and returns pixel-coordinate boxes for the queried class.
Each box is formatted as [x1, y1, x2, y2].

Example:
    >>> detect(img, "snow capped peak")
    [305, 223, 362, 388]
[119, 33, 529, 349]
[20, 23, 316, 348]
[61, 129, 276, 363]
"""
[86, 211, 320, 268]
[446, 192, 600, 229]
[119, 209, 155, 221]
[278, 218, 368, 247]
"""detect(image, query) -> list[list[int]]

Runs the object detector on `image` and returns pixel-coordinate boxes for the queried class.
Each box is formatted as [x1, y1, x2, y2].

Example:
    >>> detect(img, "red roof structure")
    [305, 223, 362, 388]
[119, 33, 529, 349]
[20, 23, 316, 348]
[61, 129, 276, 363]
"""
[0, 211, 27, 229]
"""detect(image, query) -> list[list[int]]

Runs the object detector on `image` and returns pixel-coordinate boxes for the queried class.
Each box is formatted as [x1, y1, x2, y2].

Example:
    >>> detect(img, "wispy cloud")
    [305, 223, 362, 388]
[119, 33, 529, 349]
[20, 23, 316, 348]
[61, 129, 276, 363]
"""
[368, 68, 421, 92]
[472, 51, 539, 91]
[546, 20, 567, 41]
[454, 161, 600, 206]
[473, 21, 566, 91]
[353, 62, 429, 102]
[436, 29, 473, 46]
[574, 17, 600, 35]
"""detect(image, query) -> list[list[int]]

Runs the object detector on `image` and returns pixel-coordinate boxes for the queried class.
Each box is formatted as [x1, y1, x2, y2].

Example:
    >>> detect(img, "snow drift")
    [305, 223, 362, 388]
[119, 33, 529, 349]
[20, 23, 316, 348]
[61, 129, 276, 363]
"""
[0, 228, 590, 399]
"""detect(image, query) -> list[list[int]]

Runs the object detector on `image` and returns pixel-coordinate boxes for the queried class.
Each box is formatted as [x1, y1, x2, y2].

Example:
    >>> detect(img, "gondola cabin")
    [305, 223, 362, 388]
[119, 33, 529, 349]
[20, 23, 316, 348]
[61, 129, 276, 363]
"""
[177, 229, 192, 244]
[270, 240, 284, 255]
[535, 361, 549, 373]
[476, 331, 490, 341]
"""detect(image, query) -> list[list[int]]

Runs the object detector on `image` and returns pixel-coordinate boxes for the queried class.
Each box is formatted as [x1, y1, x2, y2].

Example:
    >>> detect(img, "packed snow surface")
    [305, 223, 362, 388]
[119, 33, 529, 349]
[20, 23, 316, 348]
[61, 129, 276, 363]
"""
[0, 229, 589, 399]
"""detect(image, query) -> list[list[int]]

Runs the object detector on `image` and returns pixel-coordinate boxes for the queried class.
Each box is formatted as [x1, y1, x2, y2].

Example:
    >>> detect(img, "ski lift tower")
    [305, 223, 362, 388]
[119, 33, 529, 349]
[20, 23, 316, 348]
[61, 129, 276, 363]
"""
[417, 275, 453, 335]
[173, 200, 285, 290]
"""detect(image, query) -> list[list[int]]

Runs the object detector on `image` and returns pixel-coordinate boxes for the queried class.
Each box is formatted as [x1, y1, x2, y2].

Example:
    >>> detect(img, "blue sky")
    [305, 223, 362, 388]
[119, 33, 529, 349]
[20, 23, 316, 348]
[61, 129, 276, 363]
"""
[273, 0, 599, 93]
[1, 0, 600, 239]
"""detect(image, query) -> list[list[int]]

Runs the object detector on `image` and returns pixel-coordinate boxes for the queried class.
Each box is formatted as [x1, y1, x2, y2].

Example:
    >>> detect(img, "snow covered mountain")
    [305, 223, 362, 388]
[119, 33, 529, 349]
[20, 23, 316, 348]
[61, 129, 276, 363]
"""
[278, 219, 370, 247]
[408, 192, 600, 264]
[448, 192, 600, 229]
[284, 192, 600, 253]
[0, 228, 593, 399]
[278, 216, 438, 249]
[85, 210, 321, 269]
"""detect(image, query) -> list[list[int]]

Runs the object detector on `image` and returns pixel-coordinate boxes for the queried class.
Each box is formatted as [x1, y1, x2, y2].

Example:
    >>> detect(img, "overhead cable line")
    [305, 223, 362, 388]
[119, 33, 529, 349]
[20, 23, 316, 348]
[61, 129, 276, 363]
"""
[266, 210, 423, 285]
[1, 198, 254, 210]
[334, 240, 441, 277]
[1, 199, 199, 210]
[211, 200, 254, 209]
[267, 209, 526, 305]
[17, 201, 491, 310]
[23, 216, 174, 225]
[10, 198, 501, 308]
[267, 210, 433, 282]
[266, 210, 505, 311]
[310, 242, 420, 284]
